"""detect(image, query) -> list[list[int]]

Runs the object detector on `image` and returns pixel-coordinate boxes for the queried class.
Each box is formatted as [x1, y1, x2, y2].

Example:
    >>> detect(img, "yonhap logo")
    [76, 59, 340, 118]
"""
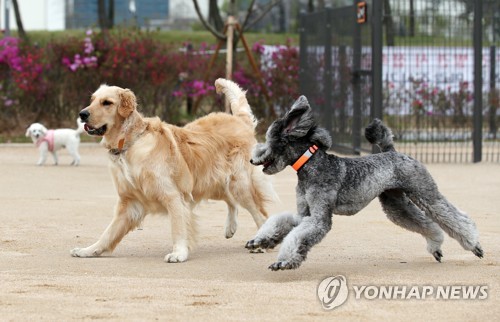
[317, 275, 488, 310]
[317, 275, 349, 310]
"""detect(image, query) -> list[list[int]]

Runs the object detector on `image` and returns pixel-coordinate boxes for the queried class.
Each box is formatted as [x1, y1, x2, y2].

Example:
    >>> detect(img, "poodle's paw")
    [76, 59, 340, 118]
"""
[268, 260, 301, 271]
[472, 244, 484, 258]
[245, 238, 260, 249]
[432, 249, 443, 262]
[245, 237, 276, 250]
[249, 247, 265, 254]
[164, 250, 188, 263]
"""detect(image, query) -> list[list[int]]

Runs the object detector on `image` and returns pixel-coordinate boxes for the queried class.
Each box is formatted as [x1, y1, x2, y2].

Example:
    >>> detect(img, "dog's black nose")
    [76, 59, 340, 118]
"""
[79, 110, 90, 122]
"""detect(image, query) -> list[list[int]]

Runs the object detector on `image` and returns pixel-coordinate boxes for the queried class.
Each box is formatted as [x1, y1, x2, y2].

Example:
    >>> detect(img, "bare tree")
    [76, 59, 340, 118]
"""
[11, 0, 28, 41]
[383, 0, 395, 46]
[98, 0, 115, 30]
[409, 0, 415, 37]
[459, 0, 500, 39]
[307, 0, 314, 13]
[192, 0, 283, 41]
[307, 0, 326, 13]
[208, 0, 224, 32]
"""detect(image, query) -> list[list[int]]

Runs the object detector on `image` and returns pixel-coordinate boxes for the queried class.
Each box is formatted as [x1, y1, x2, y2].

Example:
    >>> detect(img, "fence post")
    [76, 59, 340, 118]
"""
[352, 2, 362, 154]
[489, 45, 497, 139]
[299, 10, 307, 105]
[473, 0, 483, 163]
[371, 0, 383, 122]
[371, 0, 384, 154]
[323, 8, 333, 135]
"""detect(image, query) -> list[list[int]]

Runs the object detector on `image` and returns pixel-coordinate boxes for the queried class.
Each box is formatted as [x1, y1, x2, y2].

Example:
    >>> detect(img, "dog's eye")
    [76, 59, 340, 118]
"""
[102, 100, 112, 106]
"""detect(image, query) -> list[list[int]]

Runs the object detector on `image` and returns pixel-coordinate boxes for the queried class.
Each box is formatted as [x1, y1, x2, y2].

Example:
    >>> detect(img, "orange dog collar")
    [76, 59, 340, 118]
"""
[118, 138, 125, 151]
[292, 145, 318, 171]
[109, 138, 126, 155]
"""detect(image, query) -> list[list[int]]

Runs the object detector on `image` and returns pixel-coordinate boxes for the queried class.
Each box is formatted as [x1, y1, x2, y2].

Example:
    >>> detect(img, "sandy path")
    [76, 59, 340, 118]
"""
[0, 144, 498, 321]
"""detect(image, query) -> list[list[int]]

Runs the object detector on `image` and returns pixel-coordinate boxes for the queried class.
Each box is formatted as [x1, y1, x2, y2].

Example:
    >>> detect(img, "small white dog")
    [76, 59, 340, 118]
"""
[25, 119, 85, 166]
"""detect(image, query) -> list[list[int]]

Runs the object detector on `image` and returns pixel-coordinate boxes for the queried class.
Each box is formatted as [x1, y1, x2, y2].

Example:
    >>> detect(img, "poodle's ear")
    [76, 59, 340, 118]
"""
[282, 96, 315, 138]
[311, 127, 332, 150]
[118, 88, 136, 118]
[25, 126, 31, 137]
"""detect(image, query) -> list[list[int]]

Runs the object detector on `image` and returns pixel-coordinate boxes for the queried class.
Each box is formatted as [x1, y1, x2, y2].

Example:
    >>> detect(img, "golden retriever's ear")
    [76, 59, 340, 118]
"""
[119, 88, 136, 118]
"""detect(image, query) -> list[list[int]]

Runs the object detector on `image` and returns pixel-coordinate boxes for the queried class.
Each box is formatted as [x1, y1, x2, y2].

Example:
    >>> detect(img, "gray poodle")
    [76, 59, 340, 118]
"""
[247, 95, 483, 271]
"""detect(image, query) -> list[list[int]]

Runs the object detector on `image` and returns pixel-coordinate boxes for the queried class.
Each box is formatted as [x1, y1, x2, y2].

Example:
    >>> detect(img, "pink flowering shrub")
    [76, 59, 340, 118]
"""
[385, 78, 476, 130]
[228, 39, 300, 120]
[62, 30, 98, 71]
[0, 37, 48, 131]
[0, 29, 298, 135]
[259, 39, 300, 116]
[0, 37, 46, 95]
[0, 30, 490, 138]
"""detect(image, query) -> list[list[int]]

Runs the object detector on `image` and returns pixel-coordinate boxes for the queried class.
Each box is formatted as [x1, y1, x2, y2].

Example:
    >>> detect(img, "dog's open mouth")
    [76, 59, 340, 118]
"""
[253, 158, 274, 172]
[84, 123, 107, 136]
[263, 160, 274, 169]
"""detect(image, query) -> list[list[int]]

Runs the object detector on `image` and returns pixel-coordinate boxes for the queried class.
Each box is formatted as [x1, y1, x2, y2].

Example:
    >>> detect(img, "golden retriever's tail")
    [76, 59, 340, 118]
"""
[215, 78, 257, 128]
[251, 167, 279, 220]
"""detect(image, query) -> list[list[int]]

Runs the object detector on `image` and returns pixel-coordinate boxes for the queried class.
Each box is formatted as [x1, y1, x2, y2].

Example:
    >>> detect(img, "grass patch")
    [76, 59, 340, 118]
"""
[20, 29, 299, 47]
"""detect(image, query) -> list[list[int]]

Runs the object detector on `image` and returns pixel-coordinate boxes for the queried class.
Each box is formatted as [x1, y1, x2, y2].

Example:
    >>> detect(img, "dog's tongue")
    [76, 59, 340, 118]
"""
[84, 124, 93, 132]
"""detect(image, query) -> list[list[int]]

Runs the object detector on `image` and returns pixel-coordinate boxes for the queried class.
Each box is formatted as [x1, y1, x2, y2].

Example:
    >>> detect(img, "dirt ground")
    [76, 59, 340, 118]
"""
[0, 143, 499, 321]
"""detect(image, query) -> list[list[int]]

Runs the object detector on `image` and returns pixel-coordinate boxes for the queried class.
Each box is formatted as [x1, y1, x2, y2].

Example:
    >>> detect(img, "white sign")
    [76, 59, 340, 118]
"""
[383, 47, 500, 91]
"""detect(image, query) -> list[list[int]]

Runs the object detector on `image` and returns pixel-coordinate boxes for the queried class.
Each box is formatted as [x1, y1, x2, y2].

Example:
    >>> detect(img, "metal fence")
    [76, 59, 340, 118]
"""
[299, 0, 500, 162]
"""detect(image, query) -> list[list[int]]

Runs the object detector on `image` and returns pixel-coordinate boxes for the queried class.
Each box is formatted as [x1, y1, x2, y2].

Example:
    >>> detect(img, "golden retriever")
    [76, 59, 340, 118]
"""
[71, 79, 276, 262]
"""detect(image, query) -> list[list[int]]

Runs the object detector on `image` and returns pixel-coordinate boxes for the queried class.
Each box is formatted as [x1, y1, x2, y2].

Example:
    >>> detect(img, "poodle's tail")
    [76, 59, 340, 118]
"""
[76, 118, 85, 136]
[214, 78, 257, 129]
[364, 118, 395, 152]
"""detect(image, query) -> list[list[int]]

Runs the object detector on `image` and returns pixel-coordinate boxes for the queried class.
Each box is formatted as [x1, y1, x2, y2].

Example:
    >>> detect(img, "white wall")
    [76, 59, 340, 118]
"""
[0, 0, 226, 31]
[46, 0, 65, 30]
[1, 0, 65, 31]
[169, 0, 225, 20]
[169, 0, 207, 20]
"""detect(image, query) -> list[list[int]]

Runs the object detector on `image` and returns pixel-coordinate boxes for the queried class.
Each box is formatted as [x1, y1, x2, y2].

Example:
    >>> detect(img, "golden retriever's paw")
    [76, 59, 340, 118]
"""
[224, 218, 238, 239]
[164, 251, 188, 263]
[70, 247, 101, 257]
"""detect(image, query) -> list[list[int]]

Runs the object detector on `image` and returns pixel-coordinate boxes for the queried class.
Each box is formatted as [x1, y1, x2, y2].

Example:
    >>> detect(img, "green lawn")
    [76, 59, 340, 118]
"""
[20, 29, 299, 47]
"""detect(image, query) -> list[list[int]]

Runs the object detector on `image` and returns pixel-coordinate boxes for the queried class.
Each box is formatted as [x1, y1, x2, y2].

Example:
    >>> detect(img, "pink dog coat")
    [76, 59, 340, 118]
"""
[36, 130, 55, 152]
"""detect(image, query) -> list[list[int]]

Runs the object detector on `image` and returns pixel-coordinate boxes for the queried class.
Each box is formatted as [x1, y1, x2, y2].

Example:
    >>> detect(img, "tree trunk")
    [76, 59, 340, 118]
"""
[308, 0, 314, 13]
[317, 0, 325, 11]
[98, 0, 114, 30]
[192, 0, 226, 40]
[98, 0, 108, 30]
[108, 0, 114, 29]
[383, 0, 395, 46]
[11, 0, 28, 42]
[278, 2, 285, 33]
[228, 0, 237, 17]
[208, 0, 224, 31]
[409, 0, 415, 37]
